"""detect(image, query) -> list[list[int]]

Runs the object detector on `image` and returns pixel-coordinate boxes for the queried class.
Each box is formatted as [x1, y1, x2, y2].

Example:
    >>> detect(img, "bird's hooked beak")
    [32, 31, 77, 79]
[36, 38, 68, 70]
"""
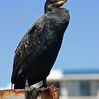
[57, 0, 68, 6]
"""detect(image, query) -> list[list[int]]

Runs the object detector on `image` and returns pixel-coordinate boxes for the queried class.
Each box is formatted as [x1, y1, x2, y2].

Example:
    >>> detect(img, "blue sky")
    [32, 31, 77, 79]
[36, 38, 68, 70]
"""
[0, 0, 99, 87]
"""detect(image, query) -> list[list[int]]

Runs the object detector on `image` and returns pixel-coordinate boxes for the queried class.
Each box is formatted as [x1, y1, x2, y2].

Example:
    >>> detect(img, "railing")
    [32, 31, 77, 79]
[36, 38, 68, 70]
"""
[0, 85, 59, 99]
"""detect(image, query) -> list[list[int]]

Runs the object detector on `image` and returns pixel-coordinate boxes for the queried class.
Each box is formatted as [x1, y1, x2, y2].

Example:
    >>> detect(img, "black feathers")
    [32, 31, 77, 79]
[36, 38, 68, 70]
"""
[11, 0, 70, 89]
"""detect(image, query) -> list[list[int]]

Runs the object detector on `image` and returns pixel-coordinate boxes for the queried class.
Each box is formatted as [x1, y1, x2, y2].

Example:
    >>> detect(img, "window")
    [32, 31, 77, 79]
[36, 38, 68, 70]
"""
[80, 81, 90, 96]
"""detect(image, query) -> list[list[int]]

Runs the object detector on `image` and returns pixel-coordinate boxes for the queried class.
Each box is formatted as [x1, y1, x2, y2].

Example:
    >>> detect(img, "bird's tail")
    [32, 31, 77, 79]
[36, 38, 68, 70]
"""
[14, 82, 25, 89]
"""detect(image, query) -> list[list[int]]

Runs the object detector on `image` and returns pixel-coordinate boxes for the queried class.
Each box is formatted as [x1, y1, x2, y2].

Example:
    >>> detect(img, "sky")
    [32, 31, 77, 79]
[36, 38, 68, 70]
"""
[0, 0, 99, 88]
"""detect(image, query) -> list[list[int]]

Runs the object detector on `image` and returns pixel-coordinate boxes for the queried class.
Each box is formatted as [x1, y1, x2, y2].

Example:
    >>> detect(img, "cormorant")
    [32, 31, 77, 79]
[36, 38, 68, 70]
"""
[11, 0, 70, 89]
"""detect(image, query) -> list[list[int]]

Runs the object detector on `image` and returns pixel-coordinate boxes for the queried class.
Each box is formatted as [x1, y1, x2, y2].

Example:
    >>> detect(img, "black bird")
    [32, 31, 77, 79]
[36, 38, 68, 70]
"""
[11, 0, 70, 89]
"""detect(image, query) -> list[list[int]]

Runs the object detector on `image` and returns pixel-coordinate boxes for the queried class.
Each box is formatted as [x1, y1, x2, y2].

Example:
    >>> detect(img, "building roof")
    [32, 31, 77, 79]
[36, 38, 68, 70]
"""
[47, 69, 99, 81]
[63, 69, 99, 74]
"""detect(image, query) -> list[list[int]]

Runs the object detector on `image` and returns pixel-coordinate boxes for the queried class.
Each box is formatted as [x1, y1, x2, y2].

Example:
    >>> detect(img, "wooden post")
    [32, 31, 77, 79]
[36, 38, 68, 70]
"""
[0, 85, 59, 99]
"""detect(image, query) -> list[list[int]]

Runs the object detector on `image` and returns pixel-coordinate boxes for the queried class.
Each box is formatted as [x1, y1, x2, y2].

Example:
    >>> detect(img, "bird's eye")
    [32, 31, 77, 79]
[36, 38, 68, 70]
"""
[48, 8, 52, 12]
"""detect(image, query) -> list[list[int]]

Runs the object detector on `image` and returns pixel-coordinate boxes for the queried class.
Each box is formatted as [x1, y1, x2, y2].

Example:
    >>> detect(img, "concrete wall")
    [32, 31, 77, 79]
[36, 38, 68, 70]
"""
[59, 81, 99, 98]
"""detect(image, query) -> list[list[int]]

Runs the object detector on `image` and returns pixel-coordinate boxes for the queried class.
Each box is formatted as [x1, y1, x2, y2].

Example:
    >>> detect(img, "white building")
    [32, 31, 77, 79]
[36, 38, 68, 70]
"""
[47, 70, 99, 99]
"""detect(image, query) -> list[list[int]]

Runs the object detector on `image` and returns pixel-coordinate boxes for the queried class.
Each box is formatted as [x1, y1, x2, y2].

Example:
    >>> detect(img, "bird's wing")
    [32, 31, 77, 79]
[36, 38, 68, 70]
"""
[11, 17, 44, 83]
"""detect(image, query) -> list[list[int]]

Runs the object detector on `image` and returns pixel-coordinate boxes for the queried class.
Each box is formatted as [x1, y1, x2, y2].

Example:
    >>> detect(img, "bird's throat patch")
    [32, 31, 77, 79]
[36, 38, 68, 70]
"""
[61, 0, 67, 2]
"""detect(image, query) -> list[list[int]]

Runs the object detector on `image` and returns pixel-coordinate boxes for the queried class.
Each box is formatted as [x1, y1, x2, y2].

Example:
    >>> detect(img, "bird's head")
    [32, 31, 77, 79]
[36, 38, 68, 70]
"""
[44, 0, 68, 13]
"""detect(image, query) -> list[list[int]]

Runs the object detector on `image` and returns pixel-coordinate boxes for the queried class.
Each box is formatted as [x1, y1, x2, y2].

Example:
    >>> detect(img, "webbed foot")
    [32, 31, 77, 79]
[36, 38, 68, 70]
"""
[25, 80, 38, 99]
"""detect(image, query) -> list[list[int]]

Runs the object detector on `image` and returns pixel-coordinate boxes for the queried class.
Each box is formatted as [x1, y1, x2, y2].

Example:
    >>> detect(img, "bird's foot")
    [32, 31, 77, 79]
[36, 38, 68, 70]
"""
[25, 88, 38, 99]
[25, 84, 53, 99]
[25, 79, 51, 99]
[25, 80, 38, 99]
[38, 84, 52, 92]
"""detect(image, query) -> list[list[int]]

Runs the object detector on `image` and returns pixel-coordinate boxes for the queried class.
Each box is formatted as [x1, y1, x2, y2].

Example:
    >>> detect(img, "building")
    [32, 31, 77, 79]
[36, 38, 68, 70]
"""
[47, 70, 99, 99]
